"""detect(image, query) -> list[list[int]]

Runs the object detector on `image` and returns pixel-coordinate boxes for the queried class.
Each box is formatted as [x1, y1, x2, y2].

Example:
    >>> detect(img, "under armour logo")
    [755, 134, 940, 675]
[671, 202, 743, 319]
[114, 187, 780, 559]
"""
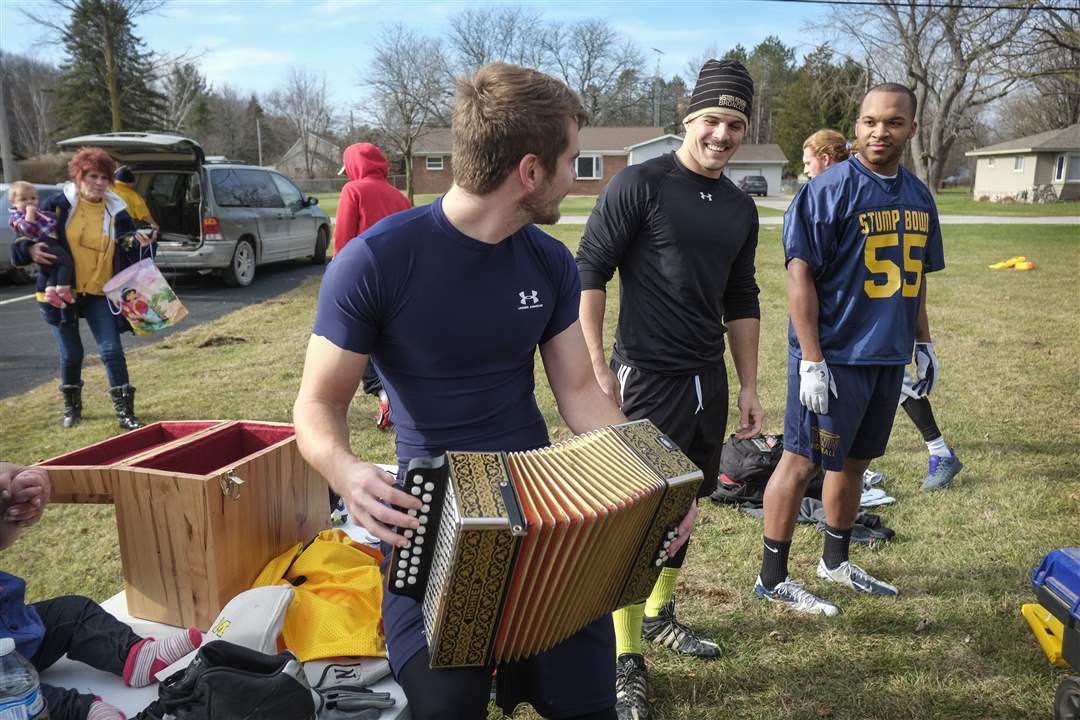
[700, 192, 713, 201]
[519, 290, 539, 305]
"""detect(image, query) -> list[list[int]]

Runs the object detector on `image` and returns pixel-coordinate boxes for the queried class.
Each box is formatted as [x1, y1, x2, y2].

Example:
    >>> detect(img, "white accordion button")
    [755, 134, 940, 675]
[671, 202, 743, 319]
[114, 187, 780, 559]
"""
[422, 493, 433, 503]
[411, 486, 422, 496]
[424, 482, 435, 491]
[407, 576, 417, 584]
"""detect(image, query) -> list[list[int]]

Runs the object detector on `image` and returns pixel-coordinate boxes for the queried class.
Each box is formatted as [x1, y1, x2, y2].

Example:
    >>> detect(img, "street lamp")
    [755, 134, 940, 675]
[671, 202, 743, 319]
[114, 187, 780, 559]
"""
[651, 47, 664, 127]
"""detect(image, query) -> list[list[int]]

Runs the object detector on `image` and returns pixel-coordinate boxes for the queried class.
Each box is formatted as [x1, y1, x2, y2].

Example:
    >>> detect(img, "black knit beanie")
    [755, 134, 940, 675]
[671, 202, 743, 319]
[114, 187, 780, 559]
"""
[684, 59, 754, 126]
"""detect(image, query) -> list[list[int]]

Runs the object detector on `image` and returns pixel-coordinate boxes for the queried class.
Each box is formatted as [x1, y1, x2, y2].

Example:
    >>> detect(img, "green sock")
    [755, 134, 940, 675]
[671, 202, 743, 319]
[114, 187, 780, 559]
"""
[644, 567, 680, 617]
[614, 603, 645, 657]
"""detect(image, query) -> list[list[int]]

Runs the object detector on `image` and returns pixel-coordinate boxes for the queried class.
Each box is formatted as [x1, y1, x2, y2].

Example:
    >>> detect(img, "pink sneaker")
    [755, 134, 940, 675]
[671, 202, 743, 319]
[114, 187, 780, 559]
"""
[44, 286, 63, 308]
[57, 286, 75, 305]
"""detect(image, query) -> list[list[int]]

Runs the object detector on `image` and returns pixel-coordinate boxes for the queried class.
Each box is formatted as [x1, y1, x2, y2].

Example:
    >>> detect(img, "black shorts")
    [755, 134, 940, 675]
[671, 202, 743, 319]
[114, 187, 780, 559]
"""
[612, 357, 729, 498]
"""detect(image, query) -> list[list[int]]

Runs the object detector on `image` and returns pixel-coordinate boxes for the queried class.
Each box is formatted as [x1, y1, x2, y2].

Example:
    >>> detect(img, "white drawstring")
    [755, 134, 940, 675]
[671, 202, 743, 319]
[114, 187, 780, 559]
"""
[617, 363, 631, 406]
[693, 374, 704, 415]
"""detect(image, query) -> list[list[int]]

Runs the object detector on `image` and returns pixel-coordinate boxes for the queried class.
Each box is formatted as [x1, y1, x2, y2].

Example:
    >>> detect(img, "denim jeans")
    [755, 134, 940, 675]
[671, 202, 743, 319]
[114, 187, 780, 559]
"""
[48, 294, 130, 387]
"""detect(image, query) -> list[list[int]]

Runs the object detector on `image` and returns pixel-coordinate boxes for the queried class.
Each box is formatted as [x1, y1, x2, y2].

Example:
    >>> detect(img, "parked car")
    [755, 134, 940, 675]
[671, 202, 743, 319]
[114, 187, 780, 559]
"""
[738, 175, 768, 197]
[0, 182, 64, 283]
[56, 132, 331, 287]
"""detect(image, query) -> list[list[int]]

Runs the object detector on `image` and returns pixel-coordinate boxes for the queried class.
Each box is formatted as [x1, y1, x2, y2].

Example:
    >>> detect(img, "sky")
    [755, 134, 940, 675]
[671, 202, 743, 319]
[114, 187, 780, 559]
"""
[1, 0, 831, 111]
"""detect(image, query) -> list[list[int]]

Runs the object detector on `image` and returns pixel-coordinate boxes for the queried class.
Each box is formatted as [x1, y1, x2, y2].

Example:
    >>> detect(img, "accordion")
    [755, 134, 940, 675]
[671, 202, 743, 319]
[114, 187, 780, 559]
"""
[388, 419, 702, 668]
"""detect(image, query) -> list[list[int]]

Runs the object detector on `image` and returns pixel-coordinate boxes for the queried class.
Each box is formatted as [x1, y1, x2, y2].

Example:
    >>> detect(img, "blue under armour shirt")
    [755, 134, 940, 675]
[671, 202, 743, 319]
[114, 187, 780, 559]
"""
[313, 197, 581, 462]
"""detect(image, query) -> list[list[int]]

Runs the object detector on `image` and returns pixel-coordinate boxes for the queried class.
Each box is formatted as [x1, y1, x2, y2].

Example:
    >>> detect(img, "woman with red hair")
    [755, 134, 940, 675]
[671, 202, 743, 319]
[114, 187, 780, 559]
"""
[11, 147, 155, 430]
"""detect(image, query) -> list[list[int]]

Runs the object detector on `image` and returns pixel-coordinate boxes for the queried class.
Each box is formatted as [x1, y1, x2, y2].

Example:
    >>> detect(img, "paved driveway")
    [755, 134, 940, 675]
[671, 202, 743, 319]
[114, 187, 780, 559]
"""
[0, 261, 325, 399]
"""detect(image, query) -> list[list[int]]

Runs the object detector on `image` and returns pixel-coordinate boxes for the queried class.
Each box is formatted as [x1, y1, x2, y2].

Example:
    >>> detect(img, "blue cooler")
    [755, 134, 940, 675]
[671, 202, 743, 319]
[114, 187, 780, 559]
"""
[1032, 548, 1080, 671]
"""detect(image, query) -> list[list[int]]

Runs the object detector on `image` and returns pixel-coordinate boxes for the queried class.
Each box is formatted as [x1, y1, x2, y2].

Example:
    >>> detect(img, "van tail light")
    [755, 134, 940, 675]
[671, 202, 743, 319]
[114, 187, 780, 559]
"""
[202, 216, 223, 241]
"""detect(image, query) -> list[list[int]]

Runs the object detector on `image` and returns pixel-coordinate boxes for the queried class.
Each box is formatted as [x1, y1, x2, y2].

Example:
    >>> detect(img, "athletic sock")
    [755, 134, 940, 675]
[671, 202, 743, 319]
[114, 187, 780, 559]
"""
[759, 537, 791, 591]
[926, 436, 951, 458]
[123, 627, 202, 688]
[88, 698, 126, 720]
[822, 524, 853, 570]
[644, 567, 680, 617]
[613, 603, 645, 657]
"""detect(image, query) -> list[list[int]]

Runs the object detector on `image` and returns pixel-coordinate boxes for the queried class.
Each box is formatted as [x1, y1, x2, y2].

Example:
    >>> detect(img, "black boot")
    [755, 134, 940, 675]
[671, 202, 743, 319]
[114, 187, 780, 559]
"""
[59, 383, 83, 428]
[109, 384, 144, 430]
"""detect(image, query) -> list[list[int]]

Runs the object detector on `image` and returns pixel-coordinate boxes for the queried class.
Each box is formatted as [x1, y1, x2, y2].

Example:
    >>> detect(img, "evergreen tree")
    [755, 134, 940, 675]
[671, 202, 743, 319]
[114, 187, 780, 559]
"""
[773, 45, 864, 175]
[50, 0, 165, 135]
[237, 95, 267, 164]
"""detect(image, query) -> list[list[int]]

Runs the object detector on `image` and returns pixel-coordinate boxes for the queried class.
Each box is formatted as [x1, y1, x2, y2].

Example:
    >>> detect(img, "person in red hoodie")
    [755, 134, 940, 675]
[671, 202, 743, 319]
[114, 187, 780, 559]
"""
[335, 143, 412, 430]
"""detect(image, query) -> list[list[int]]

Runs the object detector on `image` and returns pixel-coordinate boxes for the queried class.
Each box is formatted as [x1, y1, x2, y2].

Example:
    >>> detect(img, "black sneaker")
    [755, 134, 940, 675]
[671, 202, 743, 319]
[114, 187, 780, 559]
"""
[135, 641, 316, 719]
[615, 653, 650, 720]
[641, 598, 721, 658]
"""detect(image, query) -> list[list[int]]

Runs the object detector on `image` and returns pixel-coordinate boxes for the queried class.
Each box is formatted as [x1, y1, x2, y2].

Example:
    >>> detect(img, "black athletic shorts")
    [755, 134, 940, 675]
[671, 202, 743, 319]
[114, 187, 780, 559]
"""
[612, 357, 729, 498]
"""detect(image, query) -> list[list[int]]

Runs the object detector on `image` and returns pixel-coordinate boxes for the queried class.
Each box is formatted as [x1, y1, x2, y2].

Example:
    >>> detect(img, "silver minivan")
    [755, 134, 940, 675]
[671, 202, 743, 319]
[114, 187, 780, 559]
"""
[57, 132, 331, 286]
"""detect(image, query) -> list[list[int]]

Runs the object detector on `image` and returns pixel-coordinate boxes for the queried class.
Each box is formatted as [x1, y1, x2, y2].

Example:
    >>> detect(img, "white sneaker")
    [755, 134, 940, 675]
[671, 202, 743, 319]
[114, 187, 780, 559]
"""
[816, 559, 898, 596]
[753, 576, 839, 616]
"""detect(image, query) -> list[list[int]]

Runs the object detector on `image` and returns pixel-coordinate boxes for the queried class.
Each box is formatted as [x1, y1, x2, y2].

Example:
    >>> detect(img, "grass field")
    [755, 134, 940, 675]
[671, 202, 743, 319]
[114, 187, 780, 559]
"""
[1, 223, 1077, 719]
[932, 187, 1080, 217]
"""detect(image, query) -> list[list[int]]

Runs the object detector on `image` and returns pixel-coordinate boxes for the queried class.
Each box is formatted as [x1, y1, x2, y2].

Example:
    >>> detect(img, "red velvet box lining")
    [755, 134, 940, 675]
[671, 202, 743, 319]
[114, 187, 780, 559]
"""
[130, 423, 294, 476]
[38, 421, 220, 467]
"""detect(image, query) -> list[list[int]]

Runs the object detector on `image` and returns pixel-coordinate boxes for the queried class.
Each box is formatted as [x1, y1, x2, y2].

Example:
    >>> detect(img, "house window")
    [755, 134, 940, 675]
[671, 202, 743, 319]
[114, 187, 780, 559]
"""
[1056, 155, 1066, 181]
[575, 155, 603, 180]
[426, 156, 444, 171]
[1013, 156, 1024, 172]
[1067, 154, 1080, 182]
[987, 157, 995, 168]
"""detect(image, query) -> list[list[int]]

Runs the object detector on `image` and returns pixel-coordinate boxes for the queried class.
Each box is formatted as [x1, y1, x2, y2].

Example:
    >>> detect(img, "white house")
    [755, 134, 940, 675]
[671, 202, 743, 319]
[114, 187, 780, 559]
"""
[964, 124, 1080, 202]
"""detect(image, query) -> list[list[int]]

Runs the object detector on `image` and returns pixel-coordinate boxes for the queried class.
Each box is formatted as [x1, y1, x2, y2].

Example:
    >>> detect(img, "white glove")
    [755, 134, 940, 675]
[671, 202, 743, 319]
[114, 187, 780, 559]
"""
[912, 342, 939, 397]
[799, 359, 838, 415]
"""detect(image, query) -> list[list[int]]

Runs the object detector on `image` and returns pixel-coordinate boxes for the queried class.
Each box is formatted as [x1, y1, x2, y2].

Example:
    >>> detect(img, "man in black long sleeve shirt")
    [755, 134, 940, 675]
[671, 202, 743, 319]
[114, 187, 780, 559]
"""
[576, 59, 763, 720]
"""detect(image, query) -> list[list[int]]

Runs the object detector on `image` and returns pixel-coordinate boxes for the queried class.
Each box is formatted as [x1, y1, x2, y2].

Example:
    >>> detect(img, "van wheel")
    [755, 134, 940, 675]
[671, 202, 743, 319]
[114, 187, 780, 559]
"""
[311, 227, 329, 266]
[223, 239, 256, 287]
[7, 264, 38, 284]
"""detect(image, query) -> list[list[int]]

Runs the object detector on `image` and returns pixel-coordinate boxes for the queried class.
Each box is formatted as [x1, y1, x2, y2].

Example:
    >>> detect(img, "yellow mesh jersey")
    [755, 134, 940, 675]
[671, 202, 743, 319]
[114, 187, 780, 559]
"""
[67, 199, 115, 295]
[111, 182, 154, 223]
[254, 529, 385, 660]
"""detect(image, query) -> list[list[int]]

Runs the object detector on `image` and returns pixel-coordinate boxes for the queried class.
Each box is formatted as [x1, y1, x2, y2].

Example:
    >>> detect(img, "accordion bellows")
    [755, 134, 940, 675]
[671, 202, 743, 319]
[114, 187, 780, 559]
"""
[388, 419, 702, 667]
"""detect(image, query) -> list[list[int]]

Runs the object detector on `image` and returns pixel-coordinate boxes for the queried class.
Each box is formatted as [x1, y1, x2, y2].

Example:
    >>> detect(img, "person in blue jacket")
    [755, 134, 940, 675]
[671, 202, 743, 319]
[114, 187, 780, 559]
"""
[11, 148, 155, 430]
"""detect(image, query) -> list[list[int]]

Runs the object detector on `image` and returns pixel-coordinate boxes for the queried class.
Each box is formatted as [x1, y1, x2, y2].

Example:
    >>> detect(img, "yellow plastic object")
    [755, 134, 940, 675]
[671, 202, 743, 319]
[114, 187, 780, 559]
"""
[989, 255, 1027, 269]
[1022, 602, 1070, 668]
[1014, 261, 1036, 271]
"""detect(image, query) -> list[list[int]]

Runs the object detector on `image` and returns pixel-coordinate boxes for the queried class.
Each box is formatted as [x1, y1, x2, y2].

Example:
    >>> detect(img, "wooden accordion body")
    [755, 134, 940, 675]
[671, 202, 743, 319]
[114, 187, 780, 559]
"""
[388, 419, 702, 668]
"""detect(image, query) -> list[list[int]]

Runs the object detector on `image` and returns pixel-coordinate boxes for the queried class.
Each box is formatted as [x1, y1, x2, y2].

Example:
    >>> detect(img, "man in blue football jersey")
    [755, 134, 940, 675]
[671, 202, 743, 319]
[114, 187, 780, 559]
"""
[753, 84, 945, 615]
[293, 63, 697, 719]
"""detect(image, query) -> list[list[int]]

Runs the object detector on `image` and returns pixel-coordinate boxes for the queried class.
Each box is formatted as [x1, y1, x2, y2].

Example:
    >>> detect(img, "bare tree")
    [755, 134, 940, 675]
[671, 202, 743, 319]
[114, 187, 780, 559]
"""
[541, 19, 646, 124]
[0, 51, 60, 157]
[365, 24, 449, 202]
[446, 6, 547, 75]
[266, 67, 335, 177]
[829, 0, 1033, 189]
[160, 61, 210, 133]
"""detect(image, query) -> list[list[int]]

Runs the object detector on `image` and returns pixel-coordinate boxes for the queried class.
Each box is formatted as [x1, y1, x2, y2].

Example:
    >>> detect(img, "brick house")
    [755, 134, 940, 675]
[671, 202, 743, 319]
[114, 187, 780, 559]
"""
[410, 126, 788, 195]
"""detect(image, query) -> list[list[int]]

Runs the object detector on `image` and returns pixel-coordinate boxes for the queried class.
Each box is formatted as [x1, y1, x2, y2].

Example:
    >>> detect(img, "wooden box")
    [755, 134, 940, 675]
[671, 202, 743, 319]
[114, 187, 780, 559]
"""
[39, 420, 330, 627]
